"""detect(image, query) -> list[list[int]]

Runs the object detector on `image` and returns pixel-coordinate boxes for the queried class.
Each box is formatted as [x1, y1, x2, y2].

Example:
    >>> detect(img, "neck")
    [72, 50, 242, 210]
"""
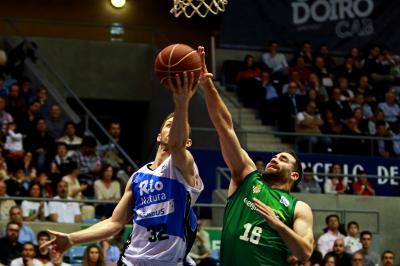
[266, 179, 291, 191]
[150, 144, 170, 170]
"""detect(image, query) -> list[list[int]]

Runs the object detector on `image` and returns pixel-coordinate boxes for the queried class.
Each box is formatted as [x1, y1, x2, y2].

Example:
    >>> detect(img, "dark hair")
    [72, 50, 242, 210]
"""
[56, 141, 68, 149]
[360, 230, 372, 239]
[82, 244, 104, 266]
[288, 151, 303, 188]
[66, 161, 80, 174]
[252, 157, 264, 164]
[37, 230, 51, 240]
[347, 221, 359, 229]
[29, 100, 41, 107]
[381, 250, 394, 259]
[375, 120, 386, 128]
[99, 164, 114, 180]
[64, 121, 76, 130]
[7, 221, 21, 230]
[322, 253, 337, 266]
[28, 182, 42, 197]
[325, 214, 340, 224]
[23, 241, 35, 249]
[81, 135, 97, 148]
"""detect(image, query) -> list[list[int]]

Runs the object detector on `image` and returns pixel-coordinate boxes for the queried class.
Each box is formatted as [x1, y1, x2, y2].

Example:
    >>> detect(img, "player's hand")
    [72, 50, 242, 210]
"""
[253, 198, 284, 230]
[197, 46, 214, 87]
[169, 72, 197, 103]
[41, 229, 74, 253]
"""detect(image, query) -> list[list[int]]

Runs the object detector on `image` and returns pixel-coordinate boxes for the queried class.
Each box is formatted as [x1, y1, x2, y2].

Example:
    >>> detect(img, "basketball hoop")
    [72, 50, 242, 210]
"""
[170, 0, 228, 18]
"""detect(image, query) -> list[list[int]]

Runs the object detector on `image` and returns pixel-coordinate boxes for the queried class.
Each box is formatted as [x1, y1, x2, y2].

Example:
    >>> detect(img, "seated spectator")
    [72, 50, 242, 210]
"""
[353, 76, 376, 107]
[35, 172, 53, 198]
[46, 104, 67, 139]
[4, 121, 24, 168]
[344, 221, 362, 254]
[21, 183, 49, 221]
[324, 164, 349, 194]
[24, 118, 55, 172]
[5, 168, 29, 197]
[35, 231, 51, 264]
[335, 55, 360, 87]
[82, 245, 105, 266]
[352, 170, 375, 196]
[349, 47, 363, 69]
[321, 253, 336, 266]
[356, 231, 380, 266]
[17, 100, 41, 136]
[313, 56, 334, 89]
[35, 85, 51, 117]
[252, 157, 265, 175]
[0, 153, 9, 180]
[51, 142, 75, 177]
[44, 250, 71, 266]
[288, 56, 311, 86]
[326, 88, 353, 122]
[391, 122, 400, 157]
[99, 238, 120, 266]
[62, 162, 87, 200]
[8, 206, 37, 244]
[94, 164, 120, 219]
[236, 54, 261, 107]
[351, 252, 364, 266]
[350, 93, 373, 120]
[0, 180, 16, 220]
[282, 70, 307, 95]
[57, 121, 82, 150]
[48, 180, 81, 224]
[381, 250, 395, 266]
[23, 151, 37, 181]
[317, 44, 336, 72]
[294, 41, 314, 67]
[0, 95, 14, 137]
[352, 108, 369, 134]
[326, 239, 352, 266]
[258, 71, 279, 125]
[373, 120, 394, 157]
[0, 222, 23, 265]
[321, 109, 343, 138]
[306, 73, 329, 102]
[297, 167, 321, 193]
[338, 77, 354, 102]
[317, 214, 345, 257]
[189, 219, 218, 266]
[339, 117, 369, 155]
[99, 121, 125, 169]
[261, 41, 288, 79]
[6, 84, 26, 121]
[377, 91, 400, 130]
[20, 77, 35, 104]
[10, 242, 43, 266]
[369, 46, 395, 85]
[368, 109, 389, 135]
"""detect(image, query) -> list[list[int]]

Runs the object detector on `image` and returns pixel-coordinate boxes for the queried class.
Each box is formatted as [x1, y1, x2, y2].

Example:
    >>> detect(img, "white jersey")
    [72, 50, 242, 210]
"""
[120, 156, 203, 266]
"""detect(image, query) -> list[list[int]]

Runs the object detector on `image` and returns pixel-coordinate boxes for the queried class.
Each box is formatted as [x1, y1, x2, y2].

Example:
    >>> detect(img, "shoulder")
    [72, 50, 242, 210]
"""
[294, 200, 312, 214]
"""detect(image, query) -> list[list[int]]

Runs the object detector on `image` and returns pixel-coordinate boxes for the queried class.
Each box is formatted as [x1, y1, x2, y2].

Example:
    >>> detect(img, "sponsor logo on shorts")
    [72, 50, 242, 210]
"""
[136, 199, 175, 220]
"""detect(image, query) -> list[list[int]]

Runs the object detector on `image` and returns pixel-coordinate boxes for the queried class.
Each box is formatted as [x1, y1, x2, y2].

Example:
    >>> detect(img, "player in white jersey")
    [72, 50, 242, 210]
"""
[41, 72, 204, 266]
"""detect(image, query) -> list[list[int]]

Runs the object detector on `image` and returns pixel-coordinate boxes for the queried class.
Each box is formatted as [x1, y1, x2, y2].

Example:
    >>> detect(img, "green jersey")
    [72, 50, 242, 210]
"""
[220, 170, 298, 266]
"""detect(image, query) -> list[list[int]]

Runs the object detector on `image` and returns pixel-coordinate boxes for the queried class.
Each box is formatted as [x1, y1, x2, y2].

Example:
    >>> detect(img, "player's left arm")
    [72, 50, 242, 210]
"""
[168, 72, 198, 187]
[253, 199, 314, 262]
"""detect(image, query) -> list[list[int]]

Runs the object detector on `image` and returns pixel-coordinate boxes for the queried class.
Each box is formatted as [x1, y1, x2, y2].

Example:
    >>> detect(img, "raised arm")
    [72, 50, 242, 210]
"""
[167, 72, 198, 187]
[198, 47, 255, 190]
[42, 176, 134, 252]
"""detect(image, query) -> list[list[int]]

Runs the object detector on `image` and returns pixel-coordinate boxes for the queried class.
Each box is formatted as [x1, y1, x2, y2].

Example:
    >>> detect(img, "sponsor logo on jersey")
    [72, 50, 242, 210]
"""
[243, 197, 257, 211]
[280, 196, 290, 207]
[252, 184, 261, 194]
[136, 199, 175, 220]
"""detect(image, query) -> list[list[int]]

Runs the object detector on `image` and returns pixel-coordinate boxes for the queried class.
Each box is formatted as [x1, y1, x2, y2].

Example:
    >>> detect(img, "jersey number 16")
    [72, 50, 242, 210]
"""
[239, 223, 262, 245]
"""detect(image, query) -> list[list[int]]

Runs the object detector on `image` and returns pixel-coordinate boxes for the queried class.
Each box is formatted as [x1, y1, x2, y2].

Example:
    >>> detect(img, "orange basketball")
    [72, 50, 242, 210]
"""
[154, 44, 202, 89]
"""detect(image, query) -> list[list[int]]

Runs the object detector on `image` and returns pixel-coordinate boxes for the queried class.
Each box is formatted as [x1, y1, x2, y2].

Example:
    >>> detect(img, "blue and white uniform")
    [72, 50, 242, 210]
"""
[120, 156, 203, 266]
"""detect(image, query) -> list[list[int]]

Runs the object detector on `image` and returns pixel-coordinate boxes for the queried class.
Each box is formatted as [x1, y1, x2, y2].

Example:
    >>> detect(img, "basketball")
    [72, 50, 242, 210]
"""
[154, 43, 202, 88]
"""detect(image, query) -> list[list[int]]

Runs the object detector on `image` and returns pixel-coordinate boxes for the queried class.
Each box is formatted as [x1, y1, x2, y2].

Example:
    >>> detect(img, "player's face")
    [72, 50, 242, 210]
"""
[157, 117, 174, 145]
[264, 152, 296, 182]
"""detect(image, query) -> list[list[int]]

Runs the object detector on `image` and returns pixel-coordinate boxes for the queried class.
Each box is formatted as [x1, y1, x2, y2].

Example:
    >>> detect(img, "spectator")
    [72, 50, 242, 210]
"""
[261, 41, 288, 78]
[20, 77, 35, 104]
[326, 239, 352, 266]
[0, 95, 14, 137]
[10, 242, 43, 266]
[321, 109, 343, 137]
[46, 104, 67, 139]
[296, 41, 313, 67]
[356, 231, 380, 266]
[108, 229, 125, 252]
[381, 250, 395, 266]
[236, 54, 261, 107]
[189, 219, 218, 266]
[82, 245, 105, 266]
[0, 222, 23, 265]
[324, 164, 349, 194]
[99, 238, 120, 266]
[339, 117, 368, 155]
[62, 162, 87, 200]
[5, 168, 29, 197]
[352, 108, 369, 134]
[99, 121, 125, 169]
[24, 118, 55, 172]
[354, 76, 376, 107]
[94, 164, 120, 219]
[377, 91, 400, 130]
[335, 55, 359, 86]
[4, 122, 24, 167]
[321, 253, 337, 266]
[297, 167, 321, 193]
[306, 73, 329, 102]
[0, 153, 9, 180]
[35, 85, 51, 117]
[351, 252, 364, 266]
[16, 100, 41, 136]
[351, 93, 373, 120]
[51, 142, 75, 177]
[23, 152, 37, 181]
[344, 221, 362, 254]
[6, 83, 26, 121]
[0, 180, 16, 220]
[349, 47, 363, 69]
[326, 88, 353, 122]
[258, 71, 279, 126]
[338, 77, 355, 102]
[289, 56, 311, 85]
[75, 136, 101, 178]
[35, 231, 51, 264]
[317, 214, 345, 257]
[8, 206, 37, 244]
[21, 183, 49, 221]
[317, 44, 336, 72]
[252, 157, 265, 175]
[353, 170, 375, 196]
[57, 121, 82, 150]
[373, 120, 394, 157]
[36, 172, 53, 198]
[48, 180, 81, 224]
[368, 109, 389, 136]
[44, 250, 71, 266]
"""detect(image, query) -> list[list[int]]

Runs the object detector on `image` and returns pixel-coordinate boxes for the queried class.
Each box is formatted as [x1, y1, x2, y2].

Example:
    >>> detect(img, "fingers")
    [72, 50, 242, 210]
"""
[182, 72, 188, 91]
[40, 238, 56, 249]
[48, 229, 63, 237]
[189, 72, 195, 91]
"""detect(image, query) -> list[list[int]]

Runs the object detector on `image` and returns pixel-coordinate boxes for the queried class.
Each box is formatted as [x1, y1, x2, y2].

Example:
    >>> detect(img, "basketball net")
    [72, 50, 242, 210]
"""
[170, 0, 228, 18]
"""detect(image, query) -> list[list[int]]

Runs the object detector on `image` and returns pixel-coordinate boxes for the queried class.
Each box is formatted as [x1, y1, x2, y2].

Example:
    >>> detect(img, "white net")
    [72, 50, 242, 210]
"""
[170, 0, 228, 18]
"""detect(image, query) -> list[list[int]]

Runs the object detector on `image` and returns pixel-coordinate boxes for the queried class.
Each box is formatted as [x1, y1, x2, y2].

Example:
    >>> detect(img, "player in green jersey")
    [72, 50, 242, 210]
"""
[198, 47, 314, 266]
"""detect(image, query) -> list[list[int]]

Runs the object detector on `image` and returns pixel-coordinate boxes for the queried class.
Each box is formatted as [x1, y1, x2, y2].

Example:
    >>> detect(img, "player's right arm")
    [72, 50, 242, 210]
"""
[42, 176, 134, 253]
[198, 47, 256, 195]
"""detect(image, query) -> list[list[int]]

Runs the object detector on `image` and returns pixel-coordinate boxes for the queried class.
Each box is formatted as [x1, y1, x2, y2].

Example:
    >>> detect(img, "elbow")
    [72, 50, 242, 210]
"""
[298, 243, 313, 262]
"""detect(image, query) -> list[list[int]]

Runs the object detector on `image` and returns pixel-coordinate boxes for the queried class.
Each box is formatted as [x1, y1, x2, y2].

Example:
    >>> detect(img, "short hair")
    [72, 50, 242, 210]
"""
[7, 221, 21, 229]
[159, 112, 192, 138]
[288, 151, 303, 188]
[360, 230, 372, 239]
[64, 121, 76, 130]
[381, 250, 394, 259]
[99, 163, 114, 180]
[347, 221, 359, 229]
[9, 205, 21, 215]
[56, 141, 68, 149]
[37, 230, 51, 240]
[23, 241, 35, 249]
[325, 214, 340, 224]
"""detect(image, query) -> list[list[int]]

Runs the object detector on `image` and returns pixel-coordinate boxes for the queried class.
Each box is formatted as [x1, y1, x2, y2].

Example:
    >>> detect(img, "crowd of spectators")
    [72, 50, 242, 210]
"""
[228, 41, 400, 157]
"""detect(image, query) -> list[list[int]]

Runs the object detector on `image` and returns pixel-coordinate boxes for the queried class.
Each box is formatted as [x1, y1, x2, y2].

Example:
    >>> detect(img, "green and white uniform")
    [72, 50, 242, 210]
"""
[220, 171, 298, 266]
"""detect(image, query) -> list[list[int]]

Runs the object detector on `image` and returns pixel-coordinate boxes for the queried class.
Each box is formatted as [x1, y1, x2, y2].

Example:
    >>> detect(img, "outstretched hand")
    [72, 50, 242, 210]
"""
[40, 229, 74, 253]
[168, 71, 197, 103]
[197, 46, 214, 87]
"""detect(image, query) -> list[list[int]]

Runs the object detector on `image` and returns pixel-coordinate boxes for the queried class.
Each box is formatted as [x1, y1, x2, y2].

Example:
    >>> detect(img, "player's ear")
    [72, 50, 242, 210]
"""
[290, 172, 299, 182]
[157, 133, 161, 142]
[185, 138, 192, 148]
